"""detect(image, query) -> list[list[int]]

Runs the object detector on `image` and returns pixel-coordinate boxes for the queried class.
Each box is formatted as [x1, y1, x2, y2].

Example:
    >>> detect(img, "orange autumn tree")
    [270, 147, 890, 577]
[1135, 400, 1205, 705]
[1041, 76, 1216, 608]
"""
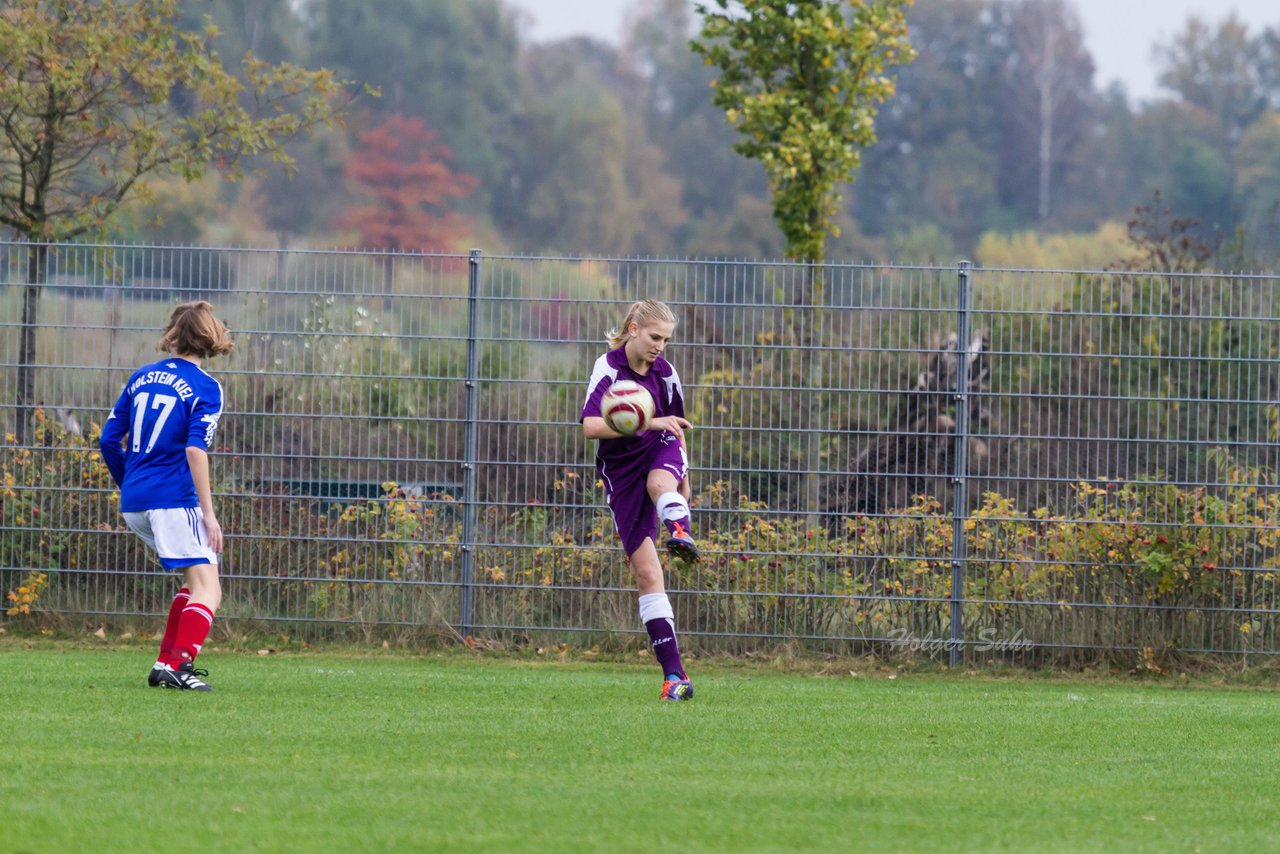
[337, 114, 478, 251]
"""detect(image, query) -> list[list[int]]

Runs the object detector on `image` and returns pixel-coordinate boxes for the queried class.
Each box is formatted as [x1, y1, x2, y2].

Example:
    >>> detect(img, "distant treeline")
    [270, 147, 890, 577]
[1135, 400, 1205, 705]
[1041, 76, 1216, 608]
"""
[111, 0, 1280, 270]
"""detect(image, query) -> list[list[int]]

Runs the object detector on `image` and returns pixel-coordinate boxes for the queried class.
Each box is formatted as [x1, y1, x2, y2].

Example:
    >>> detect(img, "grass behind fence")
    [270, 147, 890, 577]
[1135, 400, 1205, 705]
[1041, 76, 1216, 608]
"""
[2, 641, 1280, 852]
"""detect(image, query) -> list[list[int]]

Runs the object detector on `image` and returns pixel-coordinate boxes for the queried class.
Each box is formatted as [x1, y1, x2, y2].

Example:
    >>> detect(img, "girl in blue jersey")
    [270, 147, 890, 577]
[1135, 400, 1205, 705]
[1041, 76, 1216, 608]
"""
[580, 299, 698, 701]
[100, 301, 233, 691]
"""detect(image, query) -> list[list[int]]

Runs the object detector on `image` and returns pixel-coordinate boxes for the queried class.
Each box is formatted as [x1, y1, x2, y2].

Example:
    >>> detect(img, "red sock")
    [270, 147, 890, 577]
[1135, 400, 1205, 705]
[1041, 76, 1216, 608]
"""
[157, 588, 190, 663]
[165, 602, 214, 668]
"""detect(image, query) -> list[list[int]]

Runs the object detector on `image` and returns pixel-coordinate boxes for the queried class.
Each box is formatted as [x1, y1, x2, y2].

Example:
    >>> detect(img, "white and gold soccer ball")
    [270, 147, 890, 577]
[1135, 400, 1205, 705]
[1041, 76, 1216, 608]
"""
[601, 380, 655, 436]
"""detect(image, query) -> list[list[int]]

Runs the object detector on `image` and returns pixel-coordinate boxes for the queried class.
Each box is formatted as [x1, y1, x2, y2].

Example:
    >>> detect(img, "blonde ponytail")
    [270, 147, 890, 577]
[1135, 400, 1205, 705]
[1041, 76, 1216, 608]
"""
[604, 299, 677, 349]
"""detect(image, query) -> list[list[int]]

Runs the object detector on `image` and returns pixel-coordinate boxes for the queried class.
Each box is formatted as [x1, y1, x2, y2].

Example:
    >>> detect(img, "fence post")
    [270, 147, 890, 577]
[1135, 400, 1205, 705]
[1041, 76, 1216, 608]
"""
[458, 248, 482, 638]
[949, 260, 973, 667]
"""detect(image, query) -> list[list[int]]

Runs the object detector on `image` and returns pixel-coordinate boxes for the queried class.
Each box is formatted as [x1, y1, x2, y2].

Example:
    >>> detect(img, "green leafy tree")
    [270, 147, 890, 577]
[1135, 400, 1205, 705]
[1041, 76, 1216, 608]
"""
[498, 45, 637, 253]
[691, 0, 914, 262]
[257, 125, 350, 246]
[1166, 137, 1235, 234]
[0, 0, 353, 441]
[686, 194, 785, 258]
[173, 0, 348, 244]
[1122, 101, 1235, 241]
[1155, 14, 1270, 150]
[1064, 84, 1145, 229]
[1152, 16, 1280, 258]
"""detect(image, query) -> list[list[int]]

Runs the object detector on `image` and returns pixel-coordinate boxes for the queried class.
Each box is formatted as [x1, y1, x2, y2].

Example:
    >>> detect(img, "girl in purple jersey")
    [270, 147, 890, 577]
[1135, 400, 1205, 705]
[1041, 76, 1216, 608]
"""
[581, 300, 699, 701]
[100, 301, 233, 691]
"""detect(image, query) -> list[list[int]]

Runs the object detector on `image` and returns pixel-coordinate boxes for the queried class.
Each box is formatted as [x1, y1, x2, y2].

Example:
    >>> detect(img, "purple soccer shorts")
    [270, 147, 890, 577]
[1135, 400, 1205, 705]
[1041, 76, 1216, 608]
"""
[602, 433, 688, 557]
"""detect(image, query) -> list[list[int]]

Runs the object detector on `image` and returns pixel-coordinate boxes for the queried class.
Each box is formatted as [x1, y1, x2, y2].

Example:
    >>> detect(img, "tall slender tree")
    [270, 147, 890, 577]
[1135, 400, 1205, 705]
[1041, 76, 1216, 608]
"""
[999, 0, 1095, 225]
[692, 0, 914, 520]
[691, 0, 914, 262]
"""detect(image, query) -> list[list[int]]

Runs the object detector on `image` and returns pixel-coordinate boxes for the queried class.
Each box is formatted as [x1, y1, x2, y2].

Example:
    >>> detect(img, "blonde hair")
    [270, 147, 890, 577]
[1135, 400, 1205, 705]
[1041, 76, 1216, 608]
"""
[605, 299, 677, 349]
[157, 301, 234, 359]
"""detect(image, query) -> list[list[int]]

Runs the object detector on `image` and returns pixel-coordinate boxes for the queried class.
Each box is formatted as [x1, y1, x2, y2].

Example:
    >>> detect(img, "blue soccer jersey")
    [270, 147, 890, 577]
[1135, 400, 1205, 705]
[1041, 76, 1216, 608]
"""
[100, 357, 225, 512]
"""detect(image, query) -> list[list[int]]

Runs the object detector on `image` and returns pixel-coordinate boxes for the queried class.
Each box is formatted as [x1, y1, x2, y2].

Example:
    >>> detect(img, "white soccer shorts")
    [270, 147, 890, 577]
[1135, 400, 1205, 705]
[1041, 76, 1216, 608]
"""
[123, 507, 219, 571]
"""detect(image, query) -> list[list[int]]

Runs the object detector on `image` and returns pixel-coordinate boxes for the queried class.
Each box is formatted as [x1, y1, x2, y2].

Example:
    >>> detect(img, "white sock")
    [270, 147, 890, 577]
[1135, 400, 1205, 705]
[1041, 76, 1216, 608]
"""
[638, 592, 674, 626]
[657, 492, 691, 529]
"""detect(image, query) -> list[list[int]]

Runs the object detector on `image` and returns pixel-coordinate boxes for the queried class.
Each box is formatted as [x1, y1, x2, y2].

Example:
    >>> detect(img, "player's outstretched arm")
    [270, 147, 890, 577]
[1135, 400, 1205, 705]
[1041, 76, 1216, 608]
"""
[583, 415, 626, 441]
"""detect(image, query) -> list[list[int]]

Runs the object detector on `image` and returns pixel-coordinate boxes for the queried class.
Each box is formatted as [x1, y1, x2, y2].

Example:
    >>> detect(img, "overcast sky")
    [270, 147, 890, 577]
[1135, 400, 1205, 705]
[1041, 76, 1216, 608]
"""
[509, 0, 1280, 103]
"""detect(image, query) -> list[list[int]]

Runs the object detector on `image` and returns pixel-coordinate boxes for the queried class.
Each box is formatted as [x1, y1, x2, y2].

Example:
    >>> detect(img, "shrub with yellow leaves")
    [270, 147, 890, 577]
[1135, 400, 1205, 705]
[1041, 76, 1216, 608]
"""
[6, 570, 48, 617]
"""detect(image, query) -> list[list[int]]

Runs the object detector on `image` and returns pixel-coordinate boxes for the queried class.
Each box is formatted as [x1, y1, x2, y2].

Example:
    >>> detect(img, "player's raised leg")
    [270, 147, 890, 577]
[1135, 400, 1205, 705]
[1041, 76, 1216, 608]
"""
[648, 457, 698, 564]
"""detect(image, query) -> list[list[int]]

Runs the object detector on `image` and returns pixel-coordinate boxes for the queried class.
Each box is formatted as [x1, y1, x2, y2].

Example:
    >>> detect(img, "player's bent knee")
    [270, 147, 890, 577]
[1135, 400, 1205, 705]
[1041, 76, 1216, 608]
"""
[647, 469, 679, 495]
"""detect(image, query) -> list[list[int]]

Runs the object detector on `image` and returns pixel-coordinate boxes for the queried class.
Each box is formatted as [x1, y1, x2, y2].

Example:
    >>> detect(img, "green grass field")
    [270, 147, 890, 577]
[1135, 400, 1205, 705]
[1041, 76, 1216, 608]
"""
[2, 641, 1279, 852]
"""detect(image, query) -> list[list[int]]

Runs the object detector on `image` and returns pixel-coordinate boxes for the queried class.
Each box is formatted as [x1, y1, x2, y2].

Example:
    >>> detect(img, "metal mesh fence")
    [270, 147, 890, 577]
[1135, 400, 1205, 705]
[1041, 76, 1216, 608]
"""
[2, 241, 1278, 662]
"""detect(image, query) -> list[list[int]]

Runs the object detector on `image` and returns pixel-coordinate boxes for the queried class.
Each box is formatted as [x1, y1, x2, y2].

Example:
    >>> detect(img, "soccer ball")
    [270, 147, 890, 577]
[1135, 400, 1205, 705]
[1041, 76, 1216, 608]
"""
[601, 380, 655, 436]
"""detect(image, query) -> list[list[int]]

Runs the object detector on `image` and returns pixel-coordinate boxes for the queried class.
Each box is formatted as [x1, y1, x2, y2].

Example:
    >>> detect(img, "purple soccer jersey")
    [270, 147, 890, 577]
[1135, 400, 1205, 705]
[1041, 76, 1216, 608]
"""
[581, 346, 689, 556]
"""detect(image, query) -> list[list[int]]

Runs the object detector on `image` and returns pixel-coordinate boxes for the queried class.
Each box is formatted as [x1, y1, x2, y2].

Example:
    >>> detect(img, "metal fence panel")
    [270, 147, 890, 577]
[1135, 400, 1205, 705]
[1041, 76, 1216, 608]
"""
[2, 241, 1278, 662]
